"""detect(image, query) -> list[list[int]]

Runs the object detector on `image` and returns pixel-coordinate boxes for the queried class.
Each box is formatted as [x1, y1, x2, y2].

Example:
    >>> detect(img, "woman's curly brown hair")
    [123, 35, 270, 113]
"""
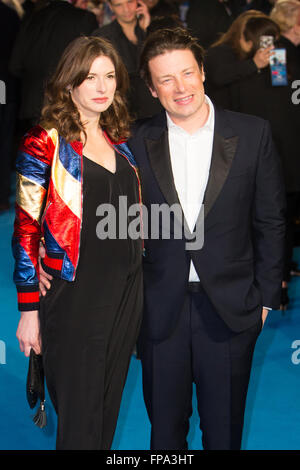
[40, 36, 132, 143]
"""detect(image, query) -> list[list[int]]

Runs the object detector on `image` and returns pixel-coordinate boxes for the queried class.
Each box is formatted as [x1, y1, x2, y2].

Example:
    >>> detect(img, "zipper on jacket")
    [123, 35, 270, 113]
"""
[72, 153, 84, 280]
[41, 201, 52, 227]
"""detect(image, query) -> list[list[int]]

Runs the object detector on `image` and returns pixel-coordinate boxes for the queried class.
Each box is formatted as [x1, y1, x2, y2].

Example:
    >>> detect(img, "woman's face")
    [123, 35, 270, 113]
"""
[71, 55, 117, 119]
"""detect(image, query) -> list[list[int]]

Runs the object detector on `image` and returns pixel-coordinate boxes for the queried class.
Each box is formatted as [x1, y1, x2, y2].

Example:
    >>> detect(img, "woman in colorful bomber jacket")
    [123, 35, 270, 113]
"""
[12, 36, 143, 450]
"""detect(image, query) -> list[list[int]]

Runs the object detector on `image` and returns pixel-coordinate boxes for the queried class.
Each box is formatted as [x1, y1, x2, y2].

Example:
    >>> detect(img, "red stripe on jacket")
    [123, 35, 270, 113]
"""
[18, 291, 40, 304]
[43, 254, 63, 271]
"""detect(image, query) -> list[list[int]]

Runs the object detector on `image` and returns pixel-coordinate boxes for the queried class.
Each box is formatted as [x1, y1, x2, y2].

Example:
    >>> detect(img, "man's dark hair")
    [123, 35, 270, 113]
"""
[139, 27, 205, 89]
[146, 16, 183, 36]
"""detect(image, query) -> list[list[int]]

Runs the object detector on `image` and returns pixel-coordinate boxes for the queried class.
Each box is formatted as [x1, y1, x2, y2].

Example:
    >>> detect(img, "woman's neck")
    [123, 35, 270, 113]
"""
[81, 115, 101, 136]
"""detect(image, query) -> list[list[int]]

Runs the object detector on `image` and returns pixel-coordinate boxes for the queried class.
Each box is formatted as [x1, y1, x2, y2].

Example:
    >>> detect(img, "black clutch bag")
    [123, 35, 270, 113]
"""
[26, 348, 47, 428]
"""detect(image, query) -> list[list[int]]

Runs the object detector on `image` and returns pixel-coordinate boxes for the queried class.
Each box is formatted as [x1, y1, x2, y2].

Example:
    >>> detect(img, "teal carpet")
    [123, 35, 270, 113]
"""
[1, 203, 300, 450]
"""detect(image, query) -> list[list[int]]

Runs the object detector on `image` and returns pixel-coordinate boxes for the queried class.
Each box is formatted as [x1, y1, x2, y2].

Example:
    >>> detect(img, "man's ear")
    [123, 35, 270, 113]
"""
[201, 66, 205, 83]
[149, 86, 158, 99]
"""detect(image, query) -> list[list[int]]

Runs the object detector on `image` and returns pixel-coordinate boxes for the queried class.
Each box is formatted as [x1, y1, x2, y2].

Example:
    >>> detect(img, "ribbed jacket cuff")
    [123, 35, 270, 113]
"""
[17, 284, 40, 312]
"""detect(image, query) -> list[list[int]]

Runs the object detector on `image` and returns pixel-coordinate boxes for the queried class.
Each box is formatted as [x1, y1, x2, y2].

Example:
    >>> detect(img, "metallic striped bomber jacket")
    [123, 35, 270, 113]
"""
[12, 125, 141, 312]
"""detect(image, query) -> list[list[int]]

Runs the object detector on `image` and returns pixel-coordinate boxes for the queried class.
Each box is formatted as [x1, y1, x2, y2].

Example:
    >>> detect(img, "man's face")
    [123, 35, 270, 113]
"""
[109, 0, 138, 24]
[148, 49, 207, 127]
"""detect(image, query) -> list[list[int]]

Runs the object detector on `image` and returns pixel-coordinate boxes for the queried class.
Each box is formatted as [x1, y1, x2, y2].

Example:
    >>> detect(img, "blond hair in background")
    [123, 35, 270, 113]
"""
[270, 0, 300, 33]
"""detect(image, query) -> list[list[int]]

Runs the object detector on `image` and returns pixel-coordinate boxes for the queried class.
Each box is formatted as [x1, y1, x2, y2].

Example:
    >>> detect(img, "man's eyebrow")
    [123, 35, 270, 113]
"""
[158, 67, 195, 79]
[158, 73, 173, 79]
[182, 66, 195, 72]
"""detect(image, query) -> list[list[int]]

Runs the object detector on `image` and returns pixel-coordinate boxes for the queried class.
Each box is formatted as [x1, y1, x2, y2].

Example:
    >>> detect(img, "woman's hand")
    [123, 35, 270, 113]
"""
[253, 46, 274, 70]
[261, 307, 269, 328]
[16, 310, 41, 357]
[39, 243, 53, 296]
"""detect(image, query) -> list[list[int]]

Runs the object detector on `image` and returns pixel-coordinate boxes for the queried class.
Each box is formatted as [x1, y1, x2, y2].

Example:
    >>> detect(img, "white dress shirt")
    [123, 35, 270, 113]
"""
[167, 95, 215, 282]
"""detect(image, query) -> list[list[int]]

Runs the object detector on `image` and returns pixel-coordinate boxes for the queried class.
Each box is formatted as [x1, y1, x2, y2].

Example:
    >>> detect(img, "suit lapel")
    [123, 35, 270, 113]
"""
[145, 129, 180, 208]
[191, 109, 239, 232]
[144, 109, 239, 235]
[145, 128, 192, 233]
[202, 132, 239, 220]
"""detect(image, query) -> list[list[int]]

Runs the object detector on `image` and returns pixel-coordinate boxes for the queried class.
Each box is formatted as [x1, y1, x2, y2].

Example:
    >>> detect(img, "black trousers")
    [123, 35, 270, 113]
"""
[39, 266, 142, 450]
[139, 286, 262, 450]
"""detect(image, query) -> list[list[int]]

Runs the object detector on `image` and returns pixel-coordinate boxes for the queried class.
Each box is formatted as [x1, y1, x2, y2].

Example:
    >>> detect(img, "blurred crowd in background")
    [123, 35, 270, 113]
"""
[0, 0, 300, 307]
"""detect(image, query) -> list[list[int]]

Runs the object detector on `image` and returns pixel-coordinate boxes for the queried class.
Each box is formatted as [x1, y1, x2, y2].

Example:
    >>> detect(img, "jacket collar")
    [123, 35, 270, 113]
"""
[144, 107, 239, 225]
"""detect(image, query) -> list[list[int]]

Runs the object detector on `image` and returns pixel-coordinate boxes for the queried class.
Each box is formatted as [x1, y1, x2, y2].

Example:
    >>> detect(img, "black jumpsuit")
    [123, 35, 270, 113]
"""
[39, 153, 143, 450]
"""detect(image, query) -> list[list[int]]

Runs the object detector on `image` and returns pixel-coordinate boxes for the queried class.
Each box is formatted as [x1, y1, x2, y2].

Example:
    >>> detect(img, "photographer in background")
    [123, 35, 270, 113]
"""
[204, 9, 271, 108]
[206, 6, 300, 310]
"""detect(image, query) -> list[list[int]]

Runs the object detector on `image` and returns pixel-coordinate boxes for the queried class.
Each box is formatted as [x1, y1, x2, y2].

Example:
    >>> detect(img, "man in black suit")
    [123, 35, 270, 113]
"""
[0, 1, 20, 212]
[127, 27, 285, 450]
[186, 0, 237, 49]
[9, 0, 98, 127]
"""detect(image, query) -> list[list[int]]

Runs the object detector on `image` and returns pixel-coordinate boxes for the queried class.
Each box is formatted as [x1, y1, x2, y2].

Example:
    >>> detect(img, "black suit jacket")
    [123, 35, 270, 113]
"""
[0, 3, 20, 102]
[186, 0, 236, 49]
[9, 0, 98, 120]
[128, 107, 285, 341]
